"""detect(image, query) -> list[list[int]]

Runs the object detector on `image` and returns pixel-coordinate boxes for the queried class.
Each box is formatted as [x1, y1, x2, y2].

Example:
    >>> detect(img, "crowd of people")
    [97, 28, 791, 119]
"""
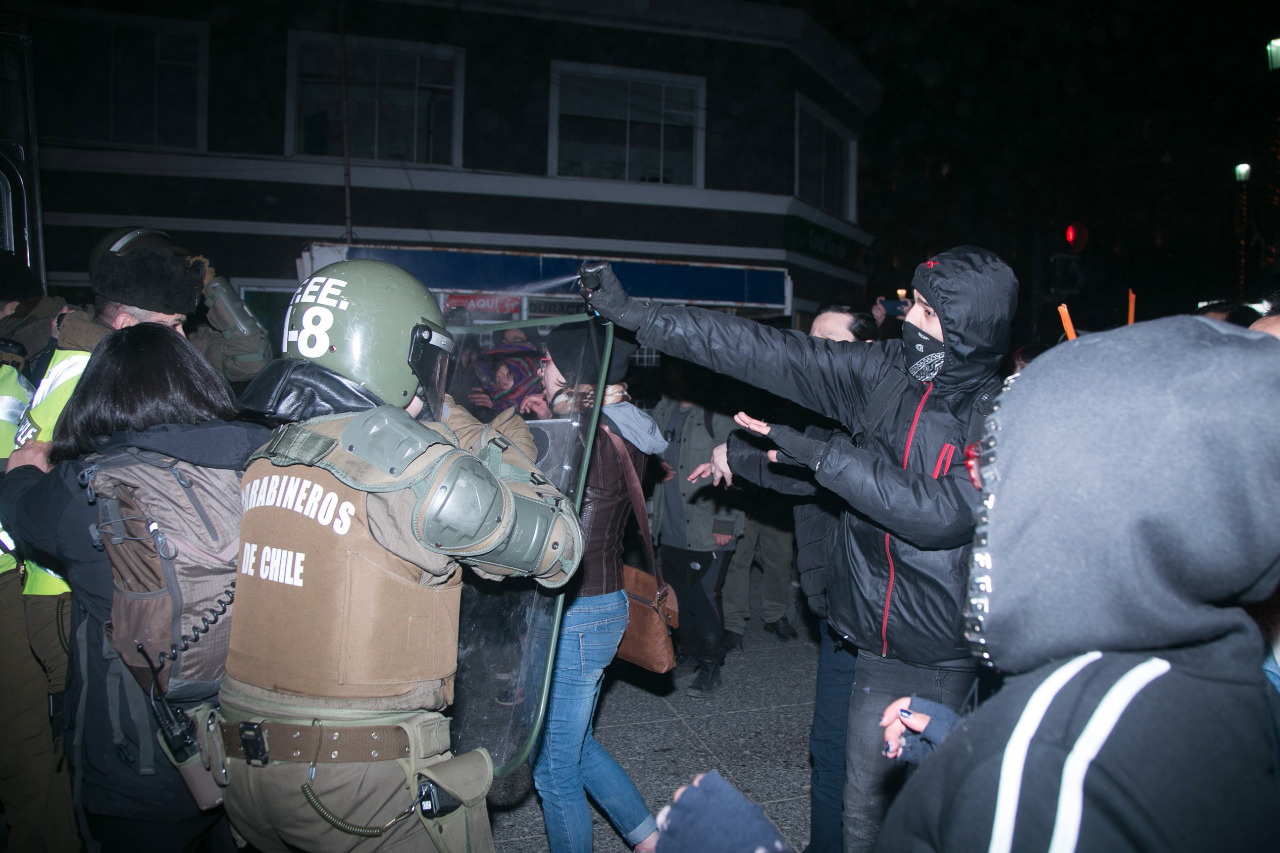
[0, 230, 1276, 853]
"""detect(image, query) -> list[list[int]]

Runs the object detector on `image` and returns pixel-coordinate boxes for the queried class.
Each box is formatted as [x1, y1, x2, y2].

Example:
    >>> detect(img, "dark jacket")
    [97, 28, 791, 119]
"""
[726, 424, 841, 618]
[649, 396, 744, 551]
[629, 247, 1015, 664]
[879, 317, 1280, 851]
[0, 419, 268, 820]
[575, 413, 649, 598]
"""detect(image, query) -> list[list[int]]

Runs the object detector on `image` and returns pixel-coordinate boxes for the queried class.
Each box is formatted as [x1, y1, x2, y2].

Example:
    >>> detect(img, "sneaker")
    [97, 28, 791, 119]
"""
[687, 661, 722, 695]
[722, 631, 744, 653]
[763, 616, 799, 641]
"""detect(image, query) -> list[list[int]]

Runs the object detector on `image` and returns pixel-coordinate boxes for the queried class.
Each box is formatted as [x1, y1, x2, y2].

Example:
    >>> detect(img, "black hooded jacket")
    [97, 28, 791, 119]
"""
[0, 419, 269, 820]
[628, 247, 1017, 664]
[879, 317, 1280, 852]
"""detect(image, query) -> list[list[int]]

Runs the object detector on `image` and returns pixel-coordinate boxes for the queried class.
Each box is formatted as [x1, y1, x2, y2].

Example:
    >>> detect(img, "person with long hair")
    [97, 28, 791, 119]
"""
[0, 323, 269, 852]
[520, 324, 667, 853]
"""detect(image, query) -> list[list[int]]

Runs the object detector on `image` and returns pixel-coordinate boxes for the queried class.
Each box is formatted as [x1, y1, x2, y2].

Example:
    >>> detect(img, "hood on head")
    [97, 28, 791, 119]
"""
[909, 247, 1018, 387]
[965, 316, 1280, 674]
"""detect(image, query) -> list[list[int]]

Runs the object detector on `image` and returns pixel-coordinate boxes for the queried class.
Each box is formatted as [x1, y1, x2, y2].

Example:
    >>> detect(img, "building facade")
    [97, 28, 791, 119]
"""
[16, 0, 880, 321]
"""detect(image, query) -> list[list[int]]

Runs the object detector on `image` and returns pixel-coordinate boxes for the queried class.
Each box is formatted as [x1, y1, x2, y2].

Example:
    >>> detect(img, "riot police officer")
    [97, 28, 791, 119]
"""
[86, 227, 273, 390]
[221, 259, 582, 853]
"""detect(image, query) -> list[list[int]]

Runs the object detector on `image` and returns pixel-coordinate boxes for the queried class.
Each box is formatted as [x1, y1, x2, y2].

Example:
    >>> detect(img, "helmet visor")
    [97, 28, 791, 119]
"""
[408, 323, 454, 420]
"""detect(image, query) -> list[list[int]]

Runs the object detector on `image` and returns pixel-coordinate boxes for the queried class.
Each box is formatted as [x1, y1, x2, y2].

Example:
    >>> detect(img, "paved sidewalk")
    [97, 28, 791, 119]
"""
[491, 615, 821, 851]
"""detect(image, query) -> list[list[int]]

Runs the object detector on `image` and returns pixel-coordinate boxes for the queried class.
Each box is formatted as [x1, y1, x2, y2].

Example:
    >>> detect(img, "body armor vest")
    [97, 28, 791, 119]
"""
[225, 422, 461, 713]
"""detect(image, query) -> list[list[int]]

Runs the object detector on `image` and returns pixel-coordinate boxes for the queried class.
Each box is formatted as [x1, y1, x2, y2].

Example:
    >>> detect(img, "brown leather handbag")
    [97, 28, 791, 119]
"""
[603, 428, 679, 673]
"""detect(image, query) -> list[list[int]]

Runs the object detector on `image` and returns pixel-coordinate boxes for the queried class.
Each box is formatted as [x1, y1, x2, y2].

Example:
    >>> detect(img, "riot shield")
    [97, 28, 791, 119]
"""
[447, 313, 612, 775]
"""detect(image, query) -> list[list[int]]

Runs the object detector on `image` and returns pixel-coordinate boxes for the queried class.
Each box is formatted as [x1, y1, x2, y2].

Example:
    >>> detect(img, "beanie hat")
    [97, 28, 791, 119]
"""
[90, 247, 204, 315]
[545, 324, 636, 385]
[0, 251, 44, 303]
[473, 343, 542, 413]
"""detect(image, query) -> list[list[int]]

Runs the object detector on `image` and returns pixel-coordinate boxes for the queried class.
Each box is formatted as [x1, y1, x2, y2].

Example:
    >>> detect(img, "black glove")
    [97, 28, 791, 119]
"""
[578, 260, 644, 330]
[767, 424, 828, 470]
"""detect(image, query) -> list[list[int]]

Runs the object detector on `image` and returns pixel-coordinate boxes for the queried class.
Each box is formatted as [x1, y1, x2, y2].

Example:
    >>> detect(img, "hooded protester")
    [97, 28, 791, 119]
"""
[579, 247, 1018, 850]
[467, 341, 542, 419]
[877, 316, 1280, 852]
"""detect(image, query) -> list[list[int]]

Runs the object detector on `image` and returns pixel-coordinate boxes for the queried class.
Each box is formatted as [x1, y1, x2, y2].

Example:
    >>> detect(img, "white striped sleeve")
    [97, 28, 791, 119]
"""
[988, 651, 1102, 853]
[1047, 657, 1171, 853]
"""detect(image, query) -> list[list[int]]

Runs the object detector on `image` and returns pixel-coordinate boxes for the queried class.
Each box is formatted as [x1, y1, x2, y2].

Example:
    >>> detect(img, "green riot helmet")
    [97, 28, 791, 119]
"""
[283, 259, 454, 416]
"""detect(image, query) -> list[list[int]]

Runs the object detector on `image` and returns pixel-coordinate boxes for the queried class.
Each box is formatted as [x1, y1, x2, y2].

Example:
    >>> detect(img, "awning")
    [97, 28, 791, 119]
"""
[301, 243, 791, 311]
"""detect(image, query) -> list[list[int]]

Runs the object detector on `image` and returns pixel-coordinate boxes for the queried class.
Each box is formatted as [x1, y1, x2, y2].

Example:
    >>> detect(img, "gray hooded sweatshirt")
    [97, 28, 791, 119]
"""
[880, 316, 1280, 852]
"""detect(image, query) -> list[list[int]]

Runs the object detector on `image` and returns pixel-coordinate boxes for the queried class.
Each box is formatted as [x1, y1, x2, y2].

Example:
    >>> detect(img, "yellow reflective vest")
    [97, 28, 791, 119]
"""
[0, 365, 33, 579]
[14, 348, 90, 446]
[0, 364, 33, 454]
[6, 348, 91, 595]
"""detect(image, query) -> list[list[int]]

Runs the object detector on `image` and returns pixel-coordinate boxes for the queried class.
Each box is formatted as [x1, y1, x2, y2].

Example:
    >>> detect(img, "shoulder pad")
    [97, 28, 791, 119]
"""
[341, 406, 453, 476]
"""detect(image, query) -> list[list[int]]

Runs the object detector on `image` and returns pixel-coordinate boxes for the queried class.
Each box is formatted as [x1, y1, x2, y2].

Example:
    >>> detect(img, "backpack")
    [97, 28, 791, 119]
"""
[79, 447, 245, 705]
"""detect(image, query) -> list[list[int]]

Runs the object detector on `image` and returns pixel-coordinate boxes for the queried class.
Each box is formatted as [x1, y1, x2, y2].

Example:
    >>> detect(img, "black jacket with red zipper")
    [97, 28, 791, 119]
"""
[626, 247, 1016, 665]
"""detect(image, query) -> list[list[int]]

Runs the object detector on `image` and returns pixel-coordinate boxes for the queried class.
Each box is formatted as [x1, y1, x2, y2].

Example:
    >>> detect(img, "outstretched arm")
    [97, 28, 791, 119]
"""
[580, 261, 884, 424]
[736, 414, 979, 550]
[721, 429, 822, 497]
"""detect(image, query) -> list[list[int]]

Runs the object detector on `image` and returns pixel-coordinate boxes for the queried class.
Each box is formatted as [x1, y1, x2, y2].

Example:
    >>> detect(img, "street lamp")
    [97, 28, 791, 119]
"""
[1234, 165, 1250, 299]
[1268, 37, 1280, 72]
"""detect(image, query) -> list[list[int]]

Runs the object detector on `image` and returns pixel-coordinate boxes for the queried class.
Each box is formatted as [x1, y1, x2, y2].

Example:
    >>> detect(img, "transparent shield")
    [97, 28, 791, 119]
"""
[446, 314, 612, 775]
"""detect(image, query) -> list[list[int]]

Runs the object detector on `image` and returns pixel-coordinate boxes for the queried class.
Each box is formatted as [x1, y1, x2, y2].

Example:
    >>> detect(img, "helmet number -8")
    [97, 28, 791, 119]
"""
[292, 306, 335, 358]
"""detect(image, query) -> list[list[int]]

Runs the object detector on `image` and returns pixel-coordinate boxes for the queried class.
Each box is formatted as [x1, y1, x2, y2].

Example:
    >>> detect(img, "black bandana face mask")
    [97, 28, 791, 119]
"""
[902, 321, 946, 382]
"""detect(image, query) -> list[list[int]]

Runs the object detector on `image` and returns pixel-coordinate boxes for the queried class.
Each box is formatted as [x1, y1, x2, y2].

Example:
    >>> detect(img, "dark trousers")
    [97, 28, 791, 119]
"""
[842, 650, 975, 852]
[806, 619, 856, 853]
[660, 546, 731, 665]
[87, 809, 236, 853]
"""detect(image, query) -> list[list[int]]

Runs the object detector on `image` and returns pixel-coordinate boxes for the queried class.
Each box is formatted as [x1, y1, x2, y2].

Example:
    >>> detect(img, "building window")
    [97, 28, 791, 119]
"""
[550, 62, 704, 187]
[287, 33, 463, 167]
[31, 12, 206, 150]
[796, 96, 857, 221]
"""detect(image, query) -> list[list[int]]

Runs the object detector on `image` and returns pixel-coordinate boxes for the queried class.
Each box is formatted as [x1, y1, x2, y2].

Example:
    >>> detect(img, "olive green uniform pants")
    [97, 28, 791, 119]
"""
[0, 572, 78, 852]
[721, 515, 796, 633]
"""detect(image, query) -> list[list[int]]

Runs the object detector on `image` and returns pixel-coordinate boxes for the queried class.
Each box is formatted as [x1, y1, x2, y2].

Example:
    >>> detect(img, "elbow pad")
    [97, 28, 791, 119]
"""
[270, 407, 581, 587]
[205, 277, 267, 338]
[414, 439, 583, 588]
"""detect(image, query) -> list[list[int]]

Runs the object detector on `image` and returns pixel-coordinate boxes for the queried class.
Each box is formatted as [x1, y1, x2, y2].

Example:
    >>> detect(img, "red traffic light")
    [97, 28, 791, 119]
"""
[1065, 222, 1089, 252]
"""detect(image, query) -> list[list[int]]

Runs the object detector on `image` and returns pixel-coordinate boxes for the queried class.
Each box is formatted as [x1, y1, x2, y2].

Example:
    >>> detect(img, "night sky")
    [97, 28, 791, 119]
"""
[786, 0, 1280, 336]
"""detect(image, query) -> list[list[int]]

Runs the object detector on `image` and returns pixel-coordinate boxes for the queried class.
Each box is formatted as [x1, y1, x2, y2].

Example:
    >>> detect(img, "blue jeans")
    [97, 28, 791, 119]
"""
[807, 619, 856, 853]
[843, 650, 975, 852]
[532, 591, 657, 852]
